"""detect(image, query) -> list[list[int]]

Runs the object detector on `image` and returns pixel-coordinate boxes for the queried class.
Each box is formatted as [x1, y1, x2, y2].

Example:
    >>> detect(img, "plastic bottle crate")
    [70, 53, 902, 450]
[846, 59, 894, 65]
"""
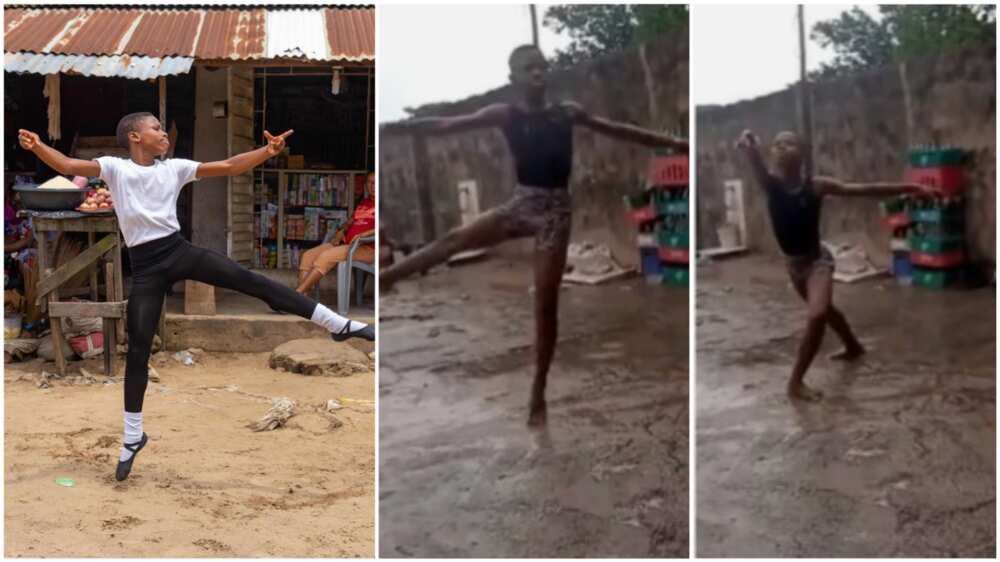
[891, 251, 913, 281]
[908, 235, 964, 253]
[656, 228, 688, 249]
[640, 247, 662, 276]
[912, 266, 961, 289]
[647, 154, 688, 187]
[656, 196, 688, 216]
[909, 207, 964, 224]
[910, 248, 965, 269]
[908, 148, 965, 168]
[661, 265, 689, 287]
[657, 246, 689, 264]
[904, 166, 964, 195]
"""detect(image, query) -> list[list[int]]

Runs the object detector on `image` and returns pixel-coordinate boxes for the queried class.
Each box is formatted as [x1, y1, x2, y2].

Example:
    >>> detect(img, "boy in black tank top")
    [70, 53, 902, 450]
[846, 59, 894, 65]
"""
[382, 44, 687, 427]
[736, 129, 937, 402]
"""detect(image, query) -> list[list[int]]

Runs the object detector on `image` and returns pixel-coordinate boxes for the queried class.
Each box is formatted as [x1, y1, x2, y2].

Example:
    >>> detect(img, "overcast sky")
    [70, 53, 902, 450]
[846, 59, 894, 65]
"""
[378, 4, 879, 120]
[378, 4, 571, 123]
[692, 4, 880, 106]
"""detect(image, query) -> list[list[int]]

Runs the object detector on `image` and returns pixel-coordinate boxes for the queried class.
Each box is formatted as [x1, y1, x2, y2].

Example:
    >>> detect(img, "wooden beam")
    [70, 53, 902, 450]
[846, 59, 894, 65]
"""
[36, 234, 117, 304]
[48, 300, 125, 319]
[159, 76, 167, 125]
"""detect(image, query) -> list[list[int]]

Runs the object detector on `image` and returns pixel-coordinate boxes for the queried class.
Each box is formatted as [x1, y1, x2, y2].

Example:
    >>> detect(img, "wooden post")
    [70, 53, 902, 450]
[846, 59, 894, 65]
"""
[88, 231, 98, 301]
[158, 76, 167, 125]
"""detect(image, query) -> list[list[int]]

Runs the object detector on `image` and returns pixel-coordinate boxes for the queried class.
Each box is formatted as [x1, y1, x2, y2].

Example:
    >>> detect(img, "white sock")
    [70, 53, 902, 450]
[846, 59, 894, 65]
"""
[120, 410, 143, 462]
[311, 303, 366, 333]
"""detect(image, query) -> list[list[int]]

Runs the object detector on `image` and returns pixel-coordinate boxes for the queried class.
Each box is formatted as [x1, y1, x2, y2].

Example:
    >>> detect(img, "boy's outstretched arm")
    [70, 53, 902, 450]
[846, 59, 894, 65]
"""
[381, 104, 509, 136]
[814, 176, 938, 198]
[565, 102, 688, 152]
[197, 129, 294, 178]
[734, 129, 770, 189]
[18, 129, 101, 177]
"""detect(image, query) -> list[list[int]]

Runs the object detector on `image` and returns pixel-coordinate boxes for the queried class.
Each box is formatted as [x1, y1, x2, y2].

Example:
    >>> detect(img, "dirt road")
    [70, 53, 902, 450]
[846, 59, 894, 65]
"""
[5, 348, 374, 558]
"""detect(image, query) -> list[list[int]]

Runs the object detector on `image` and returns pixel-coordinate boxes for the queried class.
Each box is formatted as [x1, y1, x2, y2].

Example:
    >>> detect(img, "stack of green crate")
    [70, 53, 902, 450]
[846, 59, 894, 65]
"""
[905, 146, 967, 290]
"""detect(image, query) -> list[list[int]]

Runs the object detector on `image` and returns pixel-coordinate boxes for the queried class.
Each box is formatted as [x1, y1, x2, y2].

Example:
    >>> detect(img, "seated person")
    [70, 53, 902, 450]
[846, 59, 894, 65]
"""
[296, 172, 375, 296]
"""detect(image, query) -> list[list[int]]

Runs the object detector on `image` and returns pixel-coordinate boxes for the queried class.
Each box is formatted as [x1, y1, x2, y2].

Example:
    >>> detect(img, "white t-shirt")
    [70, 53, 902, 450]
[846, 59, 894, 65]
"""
[96, 156, 200, 248]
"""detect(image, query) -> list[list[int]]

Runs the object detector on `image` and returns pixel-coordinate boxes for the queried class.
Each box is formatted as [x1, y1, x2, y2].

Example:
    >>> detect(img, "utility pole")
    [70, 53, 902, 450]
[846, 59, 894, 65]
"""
[530, 5, 539, 47]
[797, 4, 814, 178]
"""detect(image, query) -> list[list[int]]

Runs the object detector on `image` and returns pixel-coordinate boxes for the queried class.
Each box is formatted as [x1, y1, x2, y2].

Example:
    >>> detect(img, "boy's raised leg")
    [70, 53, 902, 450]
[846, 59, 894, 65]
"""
[381, 209, 511, 289]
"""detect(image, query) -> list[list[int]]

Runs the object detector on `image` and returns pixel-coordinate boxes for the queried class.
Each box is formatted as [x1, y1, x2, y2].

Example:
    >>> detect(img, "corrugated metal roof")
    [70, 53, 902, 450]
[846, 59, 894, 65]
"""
[4, 52, 193, 79]
[4, 6, 373, 66]
[325, 7, 374, 61]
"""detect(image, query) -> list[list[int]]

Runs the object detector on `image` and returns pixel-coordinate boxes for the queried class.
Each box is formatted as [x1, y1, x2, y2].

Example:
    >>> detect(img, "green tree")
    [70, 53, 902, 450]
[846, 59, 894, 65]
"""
[811, 4, 996, 78]
[542, 4, 688, 68]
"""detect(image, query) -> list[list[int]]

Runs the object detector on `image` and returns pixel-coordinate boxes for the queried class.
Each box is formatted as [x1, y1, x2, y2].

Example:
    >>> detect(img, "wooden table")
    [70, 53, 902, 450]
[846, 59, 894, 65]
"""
[21, 211, 125, 376]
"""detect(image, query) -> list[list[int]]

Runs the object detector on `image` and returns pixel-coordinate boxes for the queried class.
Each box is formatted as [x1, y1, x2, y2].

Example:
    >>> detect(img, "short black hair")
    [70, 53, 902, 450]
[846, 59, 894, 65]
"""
[508, 44, 542, 69]
[116, 112, 154, 148]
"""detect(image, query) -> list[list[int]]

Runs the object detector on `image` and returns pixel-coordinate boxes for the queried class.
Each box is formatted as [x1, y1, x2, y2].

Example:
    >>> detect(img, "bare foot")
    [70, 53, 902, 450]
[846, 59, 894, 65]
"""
[829, 344, 866, 361]
[787, 382, 824, 402]
[527, 401, 547, 428]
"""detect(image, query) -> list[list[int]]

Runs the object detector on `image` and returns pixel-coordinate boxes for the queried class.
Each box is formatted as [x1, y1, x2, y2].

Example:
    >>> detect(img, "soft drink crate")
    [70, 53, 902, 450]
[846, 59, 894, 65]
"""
[656, 228, 688, 249]
[909, 235, 964, 253]
[647, 154, 688, 187]
[908, 148, 965, 168]
[657, 246, 689, 264]
[910, 248, 965, 269]
[891, 251, 913, 281]
[912, 266, 962, 290]
[624, 192, 658, 224]
[661, 265, 689, 287]
[910, 206, 965, 224]
[640, 247, 662, 276]
[910, 220, 965, 238]
[656, 196, 688, 217]
[637, 233, 657, 248]
[883, 213, 910, 229]
[904, 166, 964, 195]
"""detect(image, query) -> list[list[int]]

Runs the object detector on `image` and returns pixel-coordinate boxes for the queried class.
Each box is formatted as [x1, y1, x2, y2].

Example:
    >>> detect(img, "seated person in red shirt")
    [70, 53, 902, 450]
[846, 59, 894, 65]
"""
[296, 172, 375, 295]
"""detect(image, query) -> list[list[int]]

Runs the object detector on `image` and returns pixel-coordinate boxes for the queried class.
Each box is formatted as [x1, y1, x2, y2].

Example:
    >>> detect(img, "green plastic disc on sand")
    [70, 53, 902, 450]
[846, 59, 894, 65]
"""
[54, 477, 75, 487]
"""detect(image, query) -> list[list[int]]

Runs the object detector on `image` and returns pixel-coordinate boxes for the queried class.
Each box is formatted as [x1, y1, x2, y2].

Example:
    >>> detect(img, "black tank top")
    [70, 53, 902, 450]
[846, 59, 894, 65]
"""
[501, 104, 573, 189]
[765, 175, 822, 258]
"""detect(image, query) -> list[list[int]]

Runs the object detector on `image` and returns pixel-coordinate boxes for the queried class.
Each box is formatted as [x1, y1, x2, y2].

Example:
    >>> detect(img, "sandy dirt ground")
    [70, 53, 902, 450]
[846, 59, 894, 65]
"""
[379, 249, 689, 558]
[5, 343, 374, 558]
[696, 255, 995, 557]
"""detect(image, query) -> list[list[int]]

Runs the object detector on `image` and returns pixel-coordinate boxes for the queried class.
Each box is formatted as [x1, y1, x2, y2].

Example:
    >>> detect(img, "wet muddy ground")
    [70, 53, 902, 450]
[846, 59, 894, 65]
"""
[696, 255, 995, 557]
[379, 249, 689, 557]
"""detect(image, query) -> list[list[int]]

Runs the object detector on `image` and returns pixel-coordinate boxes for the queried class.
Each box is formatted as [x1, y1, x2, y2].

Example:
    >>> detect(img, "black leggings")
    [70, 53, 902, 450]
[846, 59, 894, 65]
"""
[124, 233, 317, 412]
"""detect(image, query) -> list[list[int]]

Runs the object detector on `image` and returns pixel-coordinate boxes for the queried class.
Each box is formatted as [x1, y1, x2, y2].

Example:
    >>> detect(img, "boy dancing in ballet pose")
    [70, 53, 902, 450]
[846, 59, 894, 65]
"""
[381, 44, 688, 426]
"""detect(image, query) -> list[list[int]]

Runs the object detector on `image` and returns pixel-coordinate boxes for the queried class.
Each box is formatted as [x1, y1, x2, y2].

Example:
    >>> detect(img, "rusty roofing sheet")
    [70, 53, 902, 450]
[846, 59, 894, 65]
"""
[324, 7, 373, 61]
[4, 6, 372, 62]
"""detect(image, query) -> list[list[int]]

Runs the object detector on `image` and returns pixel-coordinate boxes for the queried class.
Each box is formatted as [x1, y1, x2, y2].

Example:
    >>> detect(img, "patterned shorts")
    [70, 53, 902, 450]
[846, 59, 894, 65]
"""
[786, 244, 835, 286]
[494, 185, 572, 252]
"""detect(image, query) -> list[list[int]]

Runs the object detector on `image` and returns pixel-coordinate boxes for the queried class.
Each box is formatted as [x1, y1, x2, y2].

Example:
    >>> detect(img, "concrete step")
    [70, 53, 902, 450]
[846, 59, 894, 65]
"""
[162, 289, 374, 353]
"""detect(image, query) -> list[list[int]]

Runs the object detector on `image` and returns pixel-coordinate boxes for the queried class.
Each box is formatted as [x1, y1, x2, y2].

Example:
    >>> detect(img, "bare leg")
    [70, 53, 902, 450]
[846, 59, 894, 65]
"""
[527, 241, 569, 428]
[788, 267, 832, 402]
[791, 276, 864, 361]
[296, 268, 326, 295]
[380, 209, 511, 290]
[826, 306, 865, 360]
